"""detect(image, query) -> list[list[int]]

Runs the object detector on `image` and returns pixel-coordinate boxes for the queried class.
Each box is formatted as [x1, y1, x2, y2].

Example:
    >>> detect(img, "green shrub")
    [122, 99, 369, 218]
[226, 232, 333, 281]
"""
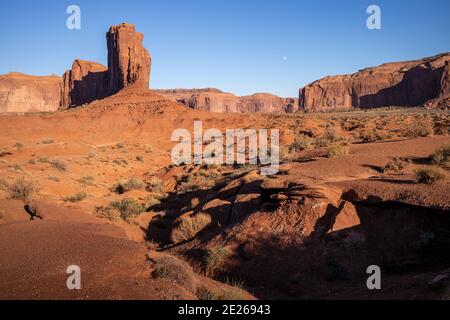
[110, 198, 145, 220]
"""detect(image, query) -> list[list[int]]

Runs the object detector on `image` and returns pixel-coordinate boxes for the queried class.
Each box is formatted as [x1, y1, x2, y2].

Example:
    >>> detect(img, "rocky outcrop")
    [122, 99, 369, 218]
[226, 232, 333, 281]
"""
[0, 73, 61, 113]
[300, 53, 450, 112]
[60, 60, 108, 108]
[60, 23, 151, 109]
[107, 23, 151, 92]
[155, 88, 299, 113]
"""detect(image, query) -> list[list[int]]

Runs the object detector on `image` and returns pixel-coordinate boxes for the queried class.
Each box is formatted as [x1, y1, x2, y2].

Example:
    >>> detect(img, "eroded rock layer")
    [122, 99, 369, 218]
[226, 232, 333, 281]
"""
[300, 53, 450, 112]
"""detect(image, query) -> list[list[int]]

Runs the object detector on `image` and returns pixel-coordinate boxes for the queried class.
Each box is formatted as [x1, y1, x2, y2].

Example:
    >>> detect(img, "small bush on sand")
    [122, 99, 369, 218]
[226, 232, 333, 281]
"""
[415, 168, 445, 184]
[77, 175, 95, 186]
[405, 118, 434, 137]
[326, 144, 350, 158]
[136, 155, 144, 162]
[50, 159, 67, 172]
[152, 254, 196, 292]
[7, 177, 40, 203]
[41, 139, 54, 144]
[113, 177, 145, 194]
[110, 198, 146, 220]
[96, 206, 121, 222]
[431, 145, 450, 166]
[170, 213, 212, 244]
[289, 135, 314, 152]
[196, 285, 247, 301]
[383, 157, 409, 174]
[63, 192, 88, 203]
[14, 142, 24, 149]
[147, 176, 165, 193]
[205, 247, 232, 277]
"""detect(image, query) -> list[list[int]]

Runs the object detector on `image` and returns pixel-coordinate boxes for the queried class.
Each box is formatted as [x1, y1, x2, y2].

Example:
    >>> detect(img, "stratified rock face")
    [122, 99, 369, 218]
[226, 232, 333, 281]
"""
[300, 53, 450, 112]
[61, 60, 108, 108]
[440, 61, 450, 98]
[107, 23, 151, 92]
[0, 73, 61, 113]
[154, 89, 299, 113]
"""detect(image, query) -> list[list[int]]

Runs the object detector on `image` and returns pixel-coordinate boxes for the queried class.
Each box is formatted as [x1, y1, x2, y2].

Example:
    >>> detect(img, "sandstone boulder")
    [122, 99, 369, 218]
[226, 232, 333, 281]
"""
[300, 53, 450, 112]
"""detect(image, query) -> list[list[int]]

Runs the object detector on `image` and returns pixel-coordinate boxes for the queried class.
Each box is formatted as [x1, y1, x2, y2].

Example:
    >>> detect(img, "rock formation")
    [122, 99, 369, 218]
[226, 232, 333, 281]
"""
[0, 73, 61, 113]
[300, 53, 450, 112]
[61, 60, 108, 108]
[155, 88, 299, 113]
[107, 23, 151, 92]
[60, 23, 151, 108]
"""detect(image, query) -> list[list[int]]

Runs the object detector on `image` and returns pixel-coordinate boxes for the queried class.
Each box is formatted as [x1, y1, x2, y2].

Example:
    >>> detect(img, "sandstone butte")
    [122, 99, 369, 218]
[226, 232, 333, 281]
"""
[300, 52, 450, 112]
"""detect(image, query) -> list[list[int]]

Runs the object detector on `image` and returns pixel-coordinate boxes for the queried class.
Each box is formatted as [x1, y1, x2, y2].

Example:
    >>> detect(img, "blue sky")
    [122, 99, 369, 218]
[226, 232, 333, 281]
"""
[0, 0, 449, 97]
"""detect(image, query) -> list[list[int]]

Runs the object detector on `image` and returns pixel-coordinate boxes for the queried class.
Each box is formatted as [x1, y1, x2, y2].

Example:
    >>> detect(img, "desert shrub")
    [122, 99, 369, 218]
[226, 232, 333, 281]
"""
[179, 174, 216, 193]
[7, 177, 40, 203]
[170, 213, 212, 243]
[289, 135, 314, 152]
[48, 176, 60, 182]
[0, 179, 8, 191]
[430, 145, 450, 166]
[136, 155, 144, 162]
[147, 176, 165, 193]
[405, 118, 434, 137]
[41, 139, 54, 144]
[383, 158, 409, 174]
[14, 142, 24, 149]
[115, 142, 125, 149]
[11, 164, 23, 171]
[415, 168, 445, 184]
[63, 192, 88, 202]
[326, 144, 350, 158]
[112, 159, 122, 166]
[152, 255, 196, 292]
[50, 159, 67, 172]
[113, 177, 145, 194]
[323, 127, 338, 142]
[204, 247, 232, 276]
[77, 175, 95, 186]
[110, 198, 145, 220]
[314, 137, 331, 148]
[96, 206, 120, 222]
[28, 159, 36, 165]
[38, 157, 49, 163]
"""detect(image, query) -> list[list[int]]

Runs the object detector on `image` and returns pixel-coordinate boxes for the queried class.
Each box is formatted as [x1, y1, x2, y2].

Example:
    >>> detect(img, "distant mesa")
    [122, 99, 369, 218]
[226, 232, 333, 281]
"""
[300, 53, 450, 112]
[154, 88, 299, 113]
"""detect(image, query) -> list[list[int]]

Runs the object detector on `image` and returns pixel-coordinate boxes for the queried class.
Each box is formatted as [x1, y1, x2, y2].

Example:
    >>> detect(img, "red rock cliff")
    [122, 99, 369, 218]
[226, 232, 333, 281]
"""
[300, 53, 450, 112]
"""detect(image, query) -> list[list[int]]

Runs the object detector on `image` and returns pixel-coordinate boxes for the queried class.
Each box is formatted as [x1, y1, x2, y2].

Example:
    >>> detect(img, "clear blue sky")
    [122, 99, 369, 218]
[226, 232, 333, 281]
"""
[0, 0, 449, 97]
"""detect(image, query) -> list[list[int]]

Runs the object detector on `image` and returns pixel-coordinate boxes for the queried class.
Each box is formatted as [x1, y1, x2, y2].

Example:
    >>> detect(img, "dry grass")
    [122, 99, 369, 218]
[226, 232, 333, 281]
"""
[383, 157, 410, 174]
[113, 177, 145, 194]
[152, 254, 197, 292]
[170, 213, 212, 244]
[63, 192, 88, 202]
[204, 247, 232, 277]
[326, 144, 350, 158]
[415, 168, 445, 184]
[7, 177, 41, 203]
[96, 206, 121, 222]
[50, 159, 67, 172]
[431, 145, 450, 166]
[147, 176, 165, 193]
[110, 198, 146, 220]
[405, 118, 434, 137]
